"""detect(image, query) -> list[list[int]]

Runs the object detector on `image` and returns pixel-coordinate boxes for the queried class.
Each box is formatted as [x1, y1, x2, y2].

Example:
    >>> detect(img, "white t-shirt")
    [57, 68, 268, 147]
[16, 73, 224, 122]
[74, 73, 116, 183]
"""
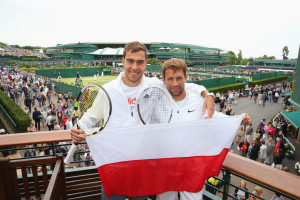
[120, 80, 140, 116]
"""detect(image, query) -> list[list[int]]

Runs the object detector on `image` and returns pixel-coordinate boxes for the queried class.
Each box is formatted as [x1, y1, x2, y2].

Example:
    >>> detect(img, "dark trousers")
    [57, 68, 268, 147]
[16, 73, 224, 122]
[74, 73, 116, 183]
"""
[26, 104, 31, 113]
[47, 124, 54, 131]
[35, 119, 41, 131]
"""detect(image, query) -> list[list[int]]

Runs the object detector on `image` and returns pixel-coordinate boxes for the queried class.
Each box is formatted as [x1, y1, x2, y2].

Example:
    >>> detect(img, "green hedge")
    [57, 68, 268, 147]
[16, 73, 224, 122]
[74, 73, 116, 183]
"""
[0, 90, 32, 133]
[207, 83, 246, 94]
[248, 75, 288, 87]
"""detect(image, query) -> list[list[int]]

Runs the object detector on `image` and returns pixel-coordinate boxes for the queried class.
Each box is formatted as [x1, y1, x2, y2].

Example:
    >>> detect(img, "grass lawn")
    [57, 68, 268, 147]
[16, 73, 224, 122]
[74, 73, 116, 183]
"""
[60, 75, 118, 86]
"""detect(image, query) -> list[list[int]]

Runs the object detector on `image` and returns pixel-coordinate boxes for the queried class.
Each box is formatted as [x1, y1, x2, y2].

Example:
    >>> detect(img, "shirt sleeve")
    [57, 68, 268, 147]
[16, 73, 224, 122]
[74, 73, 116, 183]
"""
[148, 77, 207, 98]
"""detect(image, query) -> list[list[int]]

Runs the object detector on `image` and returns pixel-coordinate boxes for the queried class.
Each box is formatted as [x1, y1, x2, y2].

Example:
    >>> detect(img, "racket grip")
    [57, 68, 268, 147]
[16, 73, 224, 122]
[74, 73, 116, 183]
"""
[64, 143, 78, 165]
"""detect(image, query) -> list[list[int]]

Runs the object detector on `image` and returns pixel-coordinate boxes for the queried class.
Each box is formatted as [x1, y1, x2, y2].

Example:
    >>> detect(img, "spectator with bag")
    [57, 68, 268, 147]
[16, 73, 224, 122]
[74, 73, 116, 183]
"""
[32, 107, 42, 131]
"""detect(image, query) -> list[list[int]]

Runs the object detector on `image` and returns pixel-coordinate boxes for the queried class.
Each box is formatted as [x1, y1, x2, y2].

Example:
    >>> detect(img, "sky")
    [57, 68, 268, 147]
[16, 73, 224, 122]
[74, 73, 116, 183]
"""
[1, 0, 299, 59]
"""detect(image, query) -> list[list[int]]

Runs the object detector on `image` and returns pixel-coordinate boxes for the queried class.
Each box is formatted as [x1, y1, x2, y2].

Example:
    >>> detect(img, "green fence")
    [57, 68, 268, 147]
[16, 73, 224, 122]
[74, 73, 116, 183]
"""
[146, 65, 162, 72]
[188, 77, 235, 89]
[252, 72, 282, 81]
[36, 67, 111, 78]
[50, 80, 82, 98]
[193, 65, 218, 69]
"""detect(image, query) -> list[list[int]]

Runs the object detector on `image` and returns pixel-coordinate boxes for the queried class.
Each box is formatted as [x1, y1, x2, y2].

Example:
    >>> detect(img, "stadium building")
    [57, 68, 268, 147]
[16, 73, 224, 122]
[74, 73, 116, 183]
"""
[254, 59, 297, 70]
[46, 42, 228, 66]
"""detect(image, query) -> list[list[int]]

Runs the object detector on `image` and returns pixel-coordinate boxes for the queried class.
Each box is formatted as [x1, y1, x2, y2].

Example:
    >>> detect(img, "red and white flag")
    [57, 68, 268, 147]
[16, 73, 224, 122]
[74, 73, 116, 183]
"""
[86, 115, 243, 197]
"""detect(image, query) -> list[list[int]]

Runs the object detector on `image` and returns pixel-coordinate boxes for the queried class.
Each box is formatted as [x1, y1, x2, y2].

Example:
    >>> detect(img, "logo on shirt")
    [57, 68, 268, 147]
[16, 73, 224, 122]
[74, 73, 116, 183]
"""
[128, 97, 136, 105]
[188, 110, 195, 113]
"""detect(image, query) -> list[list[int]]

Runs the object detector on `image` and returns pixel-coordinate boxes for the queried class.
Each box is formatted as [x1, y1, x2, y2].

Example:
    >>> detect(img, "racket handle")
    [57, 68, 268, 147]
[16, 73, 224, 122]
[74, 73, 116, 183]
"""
[64, 143, 78, 165]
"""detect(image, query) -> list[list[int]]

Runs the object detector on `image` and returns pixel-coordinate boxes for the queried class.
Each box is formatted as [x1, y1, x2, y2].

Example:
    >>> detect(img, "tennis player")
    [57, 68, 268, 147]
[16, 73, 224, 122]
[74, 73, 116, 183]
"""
[70, 41, 217, 200]
[157, 58, 251, 200]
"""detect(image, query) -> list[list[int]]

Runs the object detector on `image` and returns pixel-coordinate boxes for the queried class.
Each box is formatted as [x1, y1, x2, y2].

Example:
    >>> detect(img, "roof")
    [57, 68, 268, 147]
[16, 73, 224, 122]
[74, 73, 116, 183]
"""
[282, 92, 291, 96]
[281, 110, 300, 129]
[89, 48, 124, 56]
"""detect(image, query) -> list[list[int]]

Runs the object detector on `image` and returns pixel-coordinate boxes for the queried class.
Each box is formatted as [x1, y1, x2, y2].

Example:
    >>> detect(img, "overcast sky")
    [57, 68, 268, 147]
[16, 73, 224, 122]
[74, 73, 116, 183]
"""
[1, 0, 299, 59]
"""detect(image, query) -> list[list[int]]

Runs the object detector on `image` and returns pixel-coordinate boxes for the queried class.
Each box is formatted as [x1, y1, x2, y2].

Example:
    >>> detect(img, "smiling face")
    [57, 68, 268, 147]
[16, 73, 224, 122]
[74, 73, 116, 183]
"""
[163, 68, 187, 101]
[122, 50, 147, 87]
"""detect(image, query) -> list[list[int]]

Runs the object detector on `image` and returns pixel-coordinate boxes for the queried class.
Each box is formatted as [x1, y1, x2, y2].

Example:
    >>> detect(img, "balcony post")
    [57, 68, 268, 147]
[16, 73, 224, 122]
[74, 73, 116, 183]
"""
[222, 169, 231, 200]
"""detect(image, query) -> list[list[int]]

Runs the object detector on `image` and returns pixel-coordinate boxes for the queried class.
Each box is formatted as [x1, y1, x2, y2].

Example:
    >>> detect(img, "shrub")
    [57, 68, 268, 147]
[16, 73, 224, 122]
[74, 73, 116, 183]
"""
[248, 76, 288, 87]
[0, 90, 31, 133]
[208, 83, 246, 94]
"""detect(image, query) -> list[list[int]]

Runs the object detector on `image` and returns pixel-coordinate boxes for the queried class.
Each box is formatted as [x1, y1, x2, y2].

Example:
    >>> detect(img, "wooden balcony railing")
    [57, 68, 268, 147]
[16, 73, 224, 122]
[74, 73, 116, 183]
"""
[0, 156, 66, 200]
[0, 130, 300, 200]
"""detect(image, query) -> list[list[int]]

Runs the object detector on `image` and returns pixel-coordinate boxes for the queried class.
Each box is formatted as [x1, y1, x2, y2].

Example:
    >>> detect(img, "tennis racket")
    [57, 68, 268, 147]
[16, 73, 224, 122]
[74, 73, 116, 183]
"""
[64, 84, 112, 164]
[136, 86, 174, 125]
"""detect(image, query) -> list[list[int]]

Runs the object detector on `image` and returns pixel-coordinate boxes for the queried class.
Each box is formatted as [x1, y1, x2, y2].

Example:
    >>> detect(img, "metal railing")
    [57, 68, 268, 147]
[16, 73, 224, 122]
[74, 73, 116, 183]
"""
[0, 104, 18, 133]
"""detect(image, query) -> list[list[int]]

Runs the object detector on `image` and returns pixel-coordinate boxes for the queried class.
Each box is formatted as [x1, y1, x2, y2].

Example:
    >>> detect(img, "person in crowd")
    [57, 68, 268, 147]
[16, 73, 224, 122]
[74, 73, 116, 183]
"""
[61, 114, 68, 130]
[239, 138, 249, 157]
[73, 144, 85, 167]
[258, 140, 267, 163]
[234, 180, 249, 200]
[32, 107, 42, 131]
[53, 121, 61, 130]
[236, 127, 244, 143]
[258, 92, 263, 105]
[249, 191, 259, 200]
[271, 192, 284, 200]
[66, 117, 73, 130]
[29, 122, 36, 132]
[253, 90, 258, 103]
[254, 186, 263, 198]
[262, 92, 268, 107]
[249, 137, 260, 161]
[272, 149, 284, 169]
[46, 112, 54, 131]
[24, 95, 32, 113]
[245, 123, 253, 143]
[24, 145, 36, 173]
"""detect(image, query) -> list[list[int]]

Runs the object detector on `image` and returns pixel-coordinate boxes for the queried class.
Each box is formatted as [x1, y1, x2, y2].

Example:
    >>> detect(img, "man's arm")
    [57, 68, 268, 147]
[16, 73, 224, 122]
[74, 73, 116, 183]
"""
[150, 77, 215, 118]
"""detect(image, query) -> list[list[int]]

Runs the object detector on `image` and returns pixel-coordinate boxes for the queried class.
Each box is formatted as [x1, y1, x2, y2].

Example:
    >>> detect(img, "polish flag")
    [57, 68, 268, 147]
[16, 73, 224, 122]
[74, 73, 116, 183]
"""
[86, 115, 243, 197]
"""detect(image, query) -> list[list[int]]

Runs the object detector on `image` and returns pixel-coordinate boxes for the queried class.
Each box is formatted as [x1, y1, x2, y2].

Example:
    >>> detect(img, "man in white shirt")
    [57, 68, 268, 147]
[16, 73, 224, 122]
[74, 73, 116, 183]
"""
[157, 58, 251, 200]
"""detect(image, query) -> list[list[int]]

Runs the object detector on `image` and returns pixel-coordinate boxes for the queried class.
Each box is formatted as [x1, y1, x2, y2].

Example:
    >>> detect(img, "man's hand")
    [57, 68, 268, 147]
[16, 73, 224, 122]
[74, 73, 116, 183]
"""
[241, 113, 251, 125]
[202, 96, 215, 118]
[70, 126, 86, 143]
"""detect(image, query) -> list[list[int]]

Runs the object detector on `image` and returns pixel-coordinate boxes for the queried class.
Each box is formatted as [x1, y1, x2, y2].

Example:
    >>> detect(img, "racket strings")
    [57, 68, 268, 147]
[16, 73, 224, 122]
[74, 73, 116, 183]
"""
[137, 87, 172, 124]
[78, 86, 111, 135]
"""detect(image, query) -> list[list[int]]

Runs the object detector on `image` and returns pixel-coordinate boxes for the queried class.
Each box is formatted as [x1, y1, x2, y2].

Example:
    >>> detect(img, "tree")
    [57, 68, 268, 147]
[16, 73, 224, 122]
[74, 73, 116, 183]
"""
[282, 46, 289, 60]
[10, 45, 21, 48]
[248, 57, 254, 66]
[227, 51, 237, 65]
[237, 50, 243, 65]
[147, 58, 163, 66]
[0, 42, 8, 47]
[256, 55, 275, 60]
[241, 58, 249, 65]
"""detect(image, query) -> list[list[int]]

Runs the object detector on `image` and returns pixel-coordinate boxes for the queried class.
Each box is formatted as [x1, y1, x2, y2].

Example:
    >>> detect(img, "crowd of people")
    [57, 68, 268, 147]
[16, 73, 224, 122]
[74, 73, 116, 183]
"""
[0, 64, 92, 167]
[0, 46, 49, 59]
[187, 67, 258, 76]
[248, 82, 291, 107]
[236, 115, 292, 171]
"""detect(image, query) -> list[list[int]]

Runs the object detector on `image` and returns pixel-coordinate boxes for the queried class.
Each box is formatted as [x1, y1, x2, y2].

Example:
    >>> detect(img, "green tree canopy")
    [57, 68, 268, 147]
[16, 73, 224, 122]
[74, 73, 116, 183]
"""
[256, 55, 275, 60]
[227, 51, 237, 65]
[282, 45, 289, 60]
[237, 50, 243, 65]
